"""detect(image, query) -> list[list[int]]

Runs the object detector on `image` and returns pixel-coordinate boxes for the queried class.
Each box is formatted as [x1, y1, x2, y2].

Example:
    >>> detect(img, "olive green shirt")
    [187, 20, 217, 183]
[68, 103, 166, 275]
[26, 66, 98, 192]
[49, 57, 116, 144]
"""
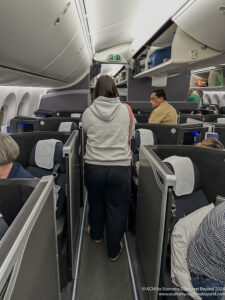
[148, 101, 178, 125]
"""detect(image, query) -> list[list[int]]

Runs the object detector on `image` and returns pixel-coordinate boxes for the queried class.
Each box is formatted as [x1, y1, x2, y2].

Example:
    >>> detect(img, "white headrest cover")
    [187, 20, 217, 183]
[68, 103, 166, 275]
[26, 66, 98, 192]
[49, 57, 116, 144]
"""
[1, 125, 8, 133]
[71, 113, 81, 118]
[217, 118, 225, 124]
[137, 129, 154, 145]
[58, 122, 73, 132]
[163, 156, 195, 197]
[35, 139, 60, 170]
[186, 118, 203, 124]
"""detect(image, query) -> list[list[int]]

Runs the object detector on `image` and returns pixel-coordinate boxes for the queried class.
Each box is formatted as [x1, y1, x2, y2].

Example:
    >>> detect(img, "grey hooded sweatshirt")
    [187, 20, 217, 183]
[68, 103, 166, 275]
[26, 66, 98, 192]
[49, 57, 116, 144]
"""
[82, 96, 135, 166]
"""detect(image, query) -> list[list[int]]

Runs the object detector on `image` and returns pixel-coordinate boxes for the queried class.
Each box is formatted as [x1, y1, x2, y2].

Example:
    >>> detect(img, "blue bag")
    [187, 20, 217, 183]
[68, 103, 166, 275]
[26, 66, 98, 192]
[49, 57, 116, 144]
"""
[148, 46, 172, 69]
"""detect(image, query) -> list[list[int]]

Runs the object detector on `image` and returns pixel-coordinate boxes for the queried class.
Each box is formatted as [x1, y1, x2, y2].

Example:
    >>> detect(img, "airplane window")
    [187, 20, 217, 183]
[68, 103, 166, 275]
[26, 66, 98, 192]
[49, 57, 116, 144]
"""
[17, 93, 30, 117]
[17, 103, 23, 116]
[0, 105, 7, 127]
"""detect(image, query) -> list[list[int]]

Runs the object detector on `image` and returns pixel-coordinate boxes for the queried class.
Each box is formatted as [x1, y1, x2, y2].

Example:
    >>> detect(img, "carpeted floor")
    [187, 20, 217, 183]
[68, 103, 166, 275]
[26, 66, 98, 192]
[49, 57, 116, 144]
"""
[76, 216, 134, 300]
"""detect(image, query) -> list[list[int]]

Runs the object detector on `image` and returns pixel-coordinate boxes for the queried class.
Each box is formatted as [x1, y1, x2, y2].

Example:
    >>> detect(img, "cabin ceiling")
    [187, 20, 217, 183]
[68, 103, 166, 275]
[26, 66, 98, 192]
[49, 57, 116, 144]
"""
[84, 0, 139, 53]
[84, 0, 189, 75]
[1, 0, 223, 86]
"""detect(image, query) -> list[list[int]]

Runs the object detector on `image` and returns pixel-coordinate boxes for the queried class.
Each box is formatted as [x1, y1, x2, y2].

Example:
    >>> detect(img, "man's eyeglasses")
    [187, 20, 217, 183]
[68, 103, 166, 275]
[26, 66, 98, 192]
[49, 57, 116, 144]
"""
[150, 97, 159, 102]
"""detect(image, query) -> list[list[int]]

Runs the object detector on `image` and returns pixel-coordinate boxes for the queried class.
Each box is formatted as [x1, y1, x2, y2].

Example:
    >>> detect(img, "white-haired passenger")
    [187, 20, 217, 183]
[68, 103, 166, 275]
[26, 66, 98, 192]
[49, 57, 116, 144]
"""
[0, 133, 33, 240]
[0, 133, 33, 179]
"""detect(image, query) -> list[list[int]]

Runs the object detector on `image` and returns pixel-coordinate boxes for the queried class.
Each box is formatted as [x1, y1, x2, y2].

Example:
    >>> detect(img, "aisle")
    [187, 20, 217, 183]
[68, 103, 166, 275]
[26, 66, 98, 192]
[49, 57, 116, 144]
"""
[76, 215, 134, 300]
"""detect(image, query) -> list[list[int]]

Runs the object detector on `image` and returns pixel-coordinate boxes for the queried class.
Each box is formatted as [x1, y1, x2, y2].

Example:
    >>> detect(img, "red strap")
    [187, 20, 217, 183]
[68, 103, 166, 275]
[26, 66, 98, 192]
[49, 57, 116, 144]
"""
[124, 103, 133, 143]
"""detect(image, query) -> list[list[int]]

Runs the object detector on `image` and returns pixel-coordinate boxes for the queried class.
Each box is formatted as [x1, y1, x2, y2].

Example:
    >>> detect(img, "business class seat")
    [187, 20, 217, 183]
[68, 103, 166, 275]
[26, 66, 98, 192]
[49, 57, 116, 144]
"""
[132, 128, 157, 178]
[163, 156, 209, 222]
[129, 129, 157, 233]
[0, 180, 36, 242]
[219, 106, 225, 114]
[27, 139, 66, 218]
[58, 121, 78, 132]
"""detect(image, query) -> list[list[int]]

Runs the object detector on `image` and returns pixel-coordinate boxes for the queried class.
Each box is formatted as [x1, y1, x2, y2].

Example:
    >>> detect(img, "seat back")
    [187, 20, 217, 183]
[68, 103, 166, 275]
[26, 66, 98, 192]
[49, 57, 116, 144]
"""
[63, 131, 81, 280]
[27, 139, 66, 217]
[132, 128, 157, 152]
[0, 177, 61, 300]
[0, 216, 9, 240]
[163, 156, 209, 222]
[58, 122, 78, 132]
[136, 146, 176, 300]
[132, 128, 157, 177]
[219, 106, 225, 114]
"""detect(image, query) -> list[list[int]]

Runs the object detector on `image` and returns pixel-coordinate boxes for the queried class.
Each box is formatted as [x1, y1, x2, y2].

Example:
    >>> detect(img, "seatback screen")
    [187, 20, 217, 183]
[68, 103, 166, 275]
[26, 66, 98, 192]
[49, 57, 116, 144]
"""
[205, 132, 219, 140]
[183, 131, 200, 145]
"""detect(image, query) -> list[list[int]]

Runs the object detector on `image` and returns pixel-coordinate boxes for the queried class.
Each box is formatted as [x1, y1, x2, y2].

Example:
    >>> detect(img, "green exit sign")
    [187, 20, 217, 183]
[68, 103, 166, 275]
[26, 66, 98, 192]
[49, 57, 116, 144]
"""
[108, 54, 121, 62]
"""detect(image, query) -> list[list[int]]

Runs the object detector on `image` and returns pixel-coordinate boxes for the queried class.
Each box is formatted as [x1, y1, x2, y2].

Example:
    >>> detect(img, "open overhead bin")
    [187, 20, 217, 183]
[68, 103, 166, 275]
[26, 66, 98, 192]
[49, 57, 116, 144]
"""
[134, 25, 223, 79]
[173, 0, 225, 52]
[0, 0, 93, 87]
[133, 0, 225, 80]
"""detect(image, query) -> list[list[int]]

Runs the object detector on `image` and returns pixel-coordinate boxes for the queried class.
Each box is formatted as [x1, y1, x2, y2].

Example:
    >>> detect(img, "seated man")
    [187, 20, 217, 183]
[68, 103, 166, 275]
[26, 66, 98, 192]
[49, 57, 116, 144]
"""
[188, 89, 201, 109]
[187, 201, 225, 300]
[148, 89, 178, 124]
[0, 133, 33, 179]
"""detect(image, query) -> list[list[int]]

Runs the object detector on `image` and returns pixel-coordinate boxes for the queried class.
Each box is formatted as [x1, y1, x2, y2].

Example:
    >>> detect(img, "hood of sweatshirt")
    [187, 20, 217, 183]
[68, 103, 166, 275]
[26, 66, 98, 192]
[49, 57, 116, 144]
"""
[90, 96, 121, 121]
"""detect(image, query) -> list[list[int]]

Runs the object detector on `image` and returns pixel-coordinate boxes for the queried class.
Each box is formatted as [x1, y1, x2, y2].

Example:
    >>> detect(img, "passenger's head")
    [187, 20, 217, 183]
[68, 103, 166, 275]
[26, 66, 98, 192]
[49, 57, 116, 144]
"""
[150, 89, 167, 108]
[95, 75, 119, 99]
[197, 90, 203, 98]
[0, 133, 19, 166]
[196, 138, 224, 150]
[189, 89, 193, 96]
[208, 105, 219, 114]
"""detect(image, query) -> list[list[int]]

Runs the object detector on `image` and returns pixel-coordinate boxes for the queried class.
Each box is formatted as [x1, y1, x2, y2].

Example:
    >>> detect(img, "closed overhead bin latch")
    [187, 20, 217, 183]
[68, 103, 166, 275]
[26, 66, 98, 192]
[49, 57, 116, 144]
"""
[54, 2, 71, 26]
[190, 49, 198, 60]
[219, 5, 225, 14]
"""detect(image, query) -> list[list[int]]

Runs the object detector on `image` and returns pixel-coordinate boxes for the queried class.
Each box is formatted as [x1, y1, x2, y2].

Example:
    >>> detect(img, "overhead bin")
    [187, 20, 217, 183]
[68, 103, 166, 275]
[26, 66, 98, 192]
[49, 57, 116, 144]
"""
[0, 0, 92, 87]
[133, 0, 225, 80]
[173, 0, 225, 52]
[134, 25, 222, 79]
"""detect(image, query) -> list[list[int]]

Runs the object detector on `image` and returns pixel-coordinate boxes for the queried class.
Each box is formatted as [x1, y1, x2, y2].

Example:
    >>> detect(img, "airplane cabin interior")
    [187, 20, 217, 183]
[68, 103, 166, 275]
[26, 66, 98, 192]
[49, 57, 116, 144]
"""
[0, 1, 225, 300]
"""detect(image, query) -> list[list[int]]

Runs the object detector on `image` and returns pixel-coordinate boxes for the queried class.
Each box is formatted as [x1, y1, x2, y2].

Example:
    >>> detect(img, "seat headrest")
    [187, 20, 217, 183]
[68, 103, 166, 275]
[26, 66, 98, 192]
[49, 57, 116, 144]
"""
[29, 139, 64, 170]
[217, 118, 225, 124]
[186, 118, 203, 124]
[58, 122, 77, 132]
[70, 113, 81, 118]
[137, 129, 156, 145]
[163, 156, 200, 197]
[219, 107, 225, 114]
[132, 129, 157, 153]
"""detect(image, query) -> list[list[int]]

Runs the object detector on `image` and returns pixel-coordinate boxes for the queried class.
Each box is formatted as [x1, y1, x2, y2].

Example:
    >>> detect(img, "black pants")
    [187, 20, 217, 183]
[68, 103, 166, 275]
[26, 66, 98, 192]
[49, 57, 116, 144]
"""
[84, 164, 131, 258]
